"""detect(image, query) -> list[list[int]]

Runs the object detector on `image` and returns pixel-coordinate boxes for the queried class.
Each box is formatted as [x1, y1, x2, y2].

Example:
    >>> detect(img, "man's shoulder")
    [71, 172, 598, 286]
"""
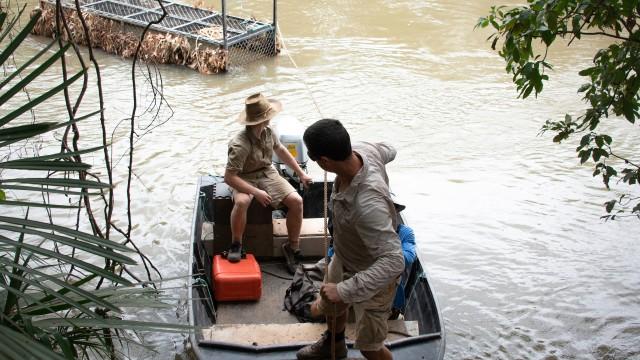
[354, 142, 396, 161]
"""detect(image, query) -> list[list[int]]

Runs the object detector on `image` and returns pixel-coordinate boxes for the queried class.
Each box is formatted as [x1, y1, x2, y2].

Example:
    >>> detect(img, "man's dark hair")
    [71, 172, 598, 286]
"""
[303, 119, 352, 161]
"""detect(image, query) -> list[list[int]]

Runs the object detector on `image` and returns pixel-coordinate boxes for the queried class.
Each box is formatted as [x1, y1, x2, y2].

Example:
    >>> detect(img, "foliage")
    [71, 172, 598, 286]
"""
[477, 0, 640, 220]
[0, 4, 187, 359]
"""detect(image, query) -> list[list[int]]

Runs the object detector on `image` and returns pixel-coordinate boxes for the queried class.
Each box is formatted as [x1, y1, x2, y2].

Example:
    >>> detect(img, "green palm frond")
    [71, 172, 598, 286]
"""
[0, 324, 66, 360]
[0, 5, 189, 358]
[33, 318, 193, 333]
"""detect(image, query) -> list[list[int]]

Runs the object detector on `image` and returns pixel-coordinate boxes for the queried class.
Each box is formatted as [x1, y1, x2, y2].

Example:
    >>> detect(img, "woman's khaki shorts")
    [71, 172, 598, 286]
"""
[233, 167, 296, 209]
[317, 256, 396, 351]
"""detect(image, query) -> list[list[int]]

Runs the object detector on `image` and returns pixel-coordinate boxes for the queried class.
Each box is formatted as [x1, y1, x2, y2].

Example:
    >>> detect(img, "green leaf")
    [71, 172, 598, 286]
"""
[564, 114, 572, 123]
[577, 83, 590, 93]
[0, 69, 86, 128]
[580, 134, 591, 147]
[0, 123, 57, 142]
[0, 184, 100, 196]
[0, 325, 66, 360]
[0, 40, 57, 91]
[578, 67, 594, 76]
[32, 318, 193, 333]
[0, 109, 102, 148]
[0, 42, 72, 107]
[0, 216, 133, 253]
[0, 267, 101, 319]
[53, 333, 75, 359]
[592, 148, 603, 162]
[604, 200, 616, 213]
[572, 14, 582, 39]
[0, 160, 92, 171]
[622, 99, 636, 123]
[18, 144, 107, 162]
[541, 30, 555, 46]
[0, 177, 110, 189]
[0, 258, 121, 314]
[603, 135, 612, 144]
[491, 36, 499, 50]
[579, 149, 591, 164]
[0, 5, 27, 44]
[0, 224, 137, 265]
[595, 136, 604, 148]
[0, 200, 80, 209]
[0, 7, 38, 65]
[0, 11, 6, 30]
[0, 235, 133, 286]
[0, 189, 4, 201]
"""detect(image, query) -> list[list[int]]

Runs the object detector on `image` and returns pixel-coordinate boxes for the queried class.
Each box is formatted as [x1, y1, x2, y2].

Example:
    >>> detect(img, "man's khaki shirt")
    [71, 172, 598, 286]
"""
[332, 142, 405, 304]
[226, 126, 280, 180]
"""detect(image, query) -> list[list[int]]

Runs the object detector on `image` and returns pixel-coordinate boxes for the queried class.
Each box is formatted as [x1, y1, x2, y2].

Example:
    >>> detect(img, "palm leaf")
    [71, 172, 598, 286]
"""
[0, 68, 85, 129]
[0, 259, 121, 314]
[0, 39, 56, 91]
[32, 318, 193, 333]
[0, 8, 41, 66]
[0, 42, 71, 106]
[0, 225, 136, 265]
[0, 4, 26, 44]
[0, 11, 6, 31]
[0, 160, 92, 171]
[0, 235, 133, 286]
[0, 184, 100, 196]
[0, 216, 134, 252]
[13, 144, 107, 162]
[0, 324, 66, 360]
[0, 107, 91, 144]
[0, 267, 101, 318]
[0, 200, 80, 209]
[0, 177, 110, 189]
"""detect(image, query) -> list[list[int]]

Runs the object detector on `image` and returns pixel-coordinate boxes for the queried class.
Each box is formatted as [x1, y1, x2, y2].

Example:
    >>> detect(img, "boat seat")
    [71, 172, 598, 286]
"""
[202, 320, 420, 346]
[273, 217, 329, 257]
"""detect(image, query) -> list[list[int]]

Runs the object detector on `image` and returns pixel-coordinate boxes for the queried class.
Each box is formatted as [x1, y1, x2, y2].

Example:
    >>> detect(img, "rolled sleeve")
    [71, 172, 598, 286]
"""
[377, 142, 396, 164]
[337, 194, 404, 303]
[226, 140, 250, 172]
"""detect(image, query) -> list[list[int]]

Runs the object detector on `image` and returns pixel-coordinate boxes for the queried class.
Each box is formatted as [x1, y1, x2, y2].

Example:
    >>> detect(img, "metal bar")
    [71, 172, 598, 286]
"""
[225, 25, 272, 46]
[273, 0, 278, 55]
[221, 0, 227, 49]
[273, 0, 277, 28]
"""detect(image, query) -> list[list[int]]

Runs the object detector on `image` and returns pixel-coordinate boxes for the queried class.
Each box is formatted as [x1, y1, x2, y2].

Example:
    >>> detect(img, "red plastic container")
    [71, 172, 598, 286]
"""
[212, 254, 262, 301]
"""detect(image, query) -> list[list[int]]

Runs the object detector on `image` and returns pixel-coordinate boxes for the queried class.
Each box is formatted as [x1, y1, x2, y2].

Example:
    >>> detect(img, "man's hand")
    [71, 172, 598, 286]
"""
[299, 173, 313, 189]
[320, 283, 344, 304]
[253, 189, 272, 207]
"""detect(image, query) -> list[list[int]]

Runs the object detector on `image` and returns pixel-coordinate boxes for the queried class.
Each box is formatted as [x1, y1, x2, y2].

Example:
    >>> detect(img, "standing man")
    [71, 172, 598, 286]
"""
[224, 93, 312, 273]
[298, 119, 404, 360]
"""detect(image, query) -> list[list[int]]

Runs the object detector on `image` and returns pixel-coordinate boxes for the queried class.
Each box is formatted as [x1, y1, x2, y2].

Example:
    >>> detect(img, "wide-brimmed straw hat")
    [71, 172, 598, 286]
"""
[237, 93, 282, 125]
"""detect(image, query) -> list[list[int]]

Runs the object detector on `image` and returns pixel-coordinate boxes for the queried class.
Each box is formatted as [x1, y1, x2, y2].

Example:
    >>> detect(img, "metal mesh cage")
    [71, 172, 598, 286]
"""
[50, 0, 279, 70]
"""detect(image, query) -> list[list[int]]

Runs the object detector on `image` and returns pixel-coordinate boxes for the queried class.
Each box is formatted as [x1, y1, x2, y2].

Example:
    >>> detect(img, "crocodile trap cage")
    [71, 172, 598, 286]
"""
[31, 0, 280, 73]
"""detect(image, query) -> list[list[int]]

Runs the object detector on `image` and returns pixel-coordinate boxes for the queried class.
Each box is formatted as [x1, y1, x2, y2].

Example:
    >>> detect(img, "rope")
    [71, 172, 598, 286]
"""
[276, 26, 324, 119]
[279, 25, 336, 360]
[322, 171, 333, 359]
[322, 170, 336, 360]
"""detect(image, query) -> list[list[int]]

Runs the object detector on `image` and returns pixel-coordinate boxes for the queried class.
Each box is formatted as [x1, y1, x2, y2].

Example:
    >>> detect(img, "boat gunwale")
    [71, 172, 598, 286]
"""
[194, 331, 443, 353]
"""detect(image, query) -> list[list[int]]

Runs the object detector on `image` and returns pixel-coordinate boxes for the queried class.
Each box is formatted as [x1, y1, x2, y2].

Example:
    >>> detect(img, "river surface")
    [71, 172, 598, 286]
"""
[9, 0, 640, 359]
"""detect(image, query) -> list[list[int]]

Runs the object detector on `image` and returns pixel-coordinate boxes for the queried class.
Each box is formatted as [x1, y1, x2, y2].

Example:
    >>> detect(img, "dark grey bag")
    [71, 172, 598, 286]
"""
[283, 262, 325, 323]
